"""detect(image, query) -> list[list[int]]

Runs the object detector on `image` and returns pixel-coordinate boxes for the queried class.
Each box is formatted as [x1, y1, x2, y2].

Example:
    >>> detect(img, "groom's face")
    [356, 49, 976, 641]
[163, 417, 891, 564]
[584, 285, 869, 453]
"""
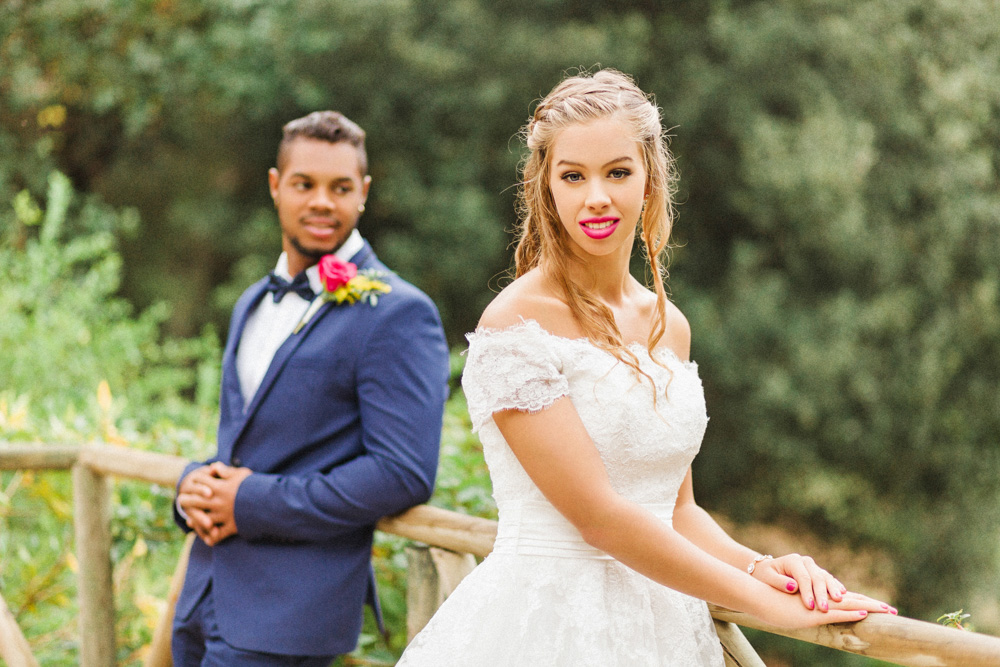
[268, 137, 371, 276]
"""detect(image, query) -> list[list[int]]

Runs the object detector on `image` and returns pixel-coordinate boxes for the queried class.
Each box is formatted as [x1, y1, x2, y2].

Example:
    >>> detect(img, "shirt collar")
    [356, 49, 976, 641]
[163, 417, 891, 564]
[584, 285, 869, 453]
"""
[273, 229, 365, 294]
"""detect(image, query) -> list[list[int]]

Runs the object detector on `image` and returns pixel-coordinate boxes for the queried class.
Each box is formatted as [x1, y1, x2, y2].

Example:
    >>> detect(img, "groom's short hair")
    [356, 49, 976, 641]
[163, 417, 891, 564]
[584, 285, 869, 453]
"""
[276, 110, 368, 175]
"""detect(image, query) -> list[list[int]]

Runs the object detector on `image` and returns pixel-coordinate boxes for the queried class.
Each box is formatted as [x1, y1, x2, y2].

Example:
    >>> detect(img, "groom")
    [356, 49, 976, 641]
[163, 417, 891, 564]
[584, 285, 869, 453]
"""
[171, 111, 449, 665]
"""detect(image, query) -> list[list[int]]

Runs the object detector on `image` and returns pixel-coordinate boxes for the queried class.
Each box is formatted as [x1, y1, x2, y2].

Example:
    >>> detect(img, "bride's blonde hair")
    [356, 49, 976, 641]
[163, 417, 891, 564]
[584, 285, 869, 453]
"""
[514, 68, 678, 372]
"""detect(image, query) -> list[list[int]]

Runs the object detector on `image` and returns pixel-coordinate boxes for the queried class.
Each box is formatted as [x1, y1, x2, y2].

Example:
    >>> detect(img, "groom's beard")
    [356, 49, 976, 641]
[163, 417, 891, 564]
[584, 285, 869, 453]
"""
[290, 236, 343, 263]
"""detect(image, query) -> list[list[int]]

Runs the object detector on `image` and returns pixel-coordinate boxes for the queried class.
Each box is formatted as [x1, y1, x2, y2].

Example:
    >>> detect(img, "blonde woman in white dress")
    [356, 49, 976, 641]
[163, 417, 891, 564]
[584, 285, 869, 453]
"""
[398, 69, 896, 666]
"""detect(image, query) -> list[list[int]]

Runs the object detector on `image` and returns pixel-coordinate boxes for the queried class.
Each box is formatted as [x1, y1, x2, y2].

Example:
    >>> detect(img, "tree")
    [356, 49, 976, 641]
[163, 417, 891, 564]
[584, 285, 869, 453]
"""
[657, 0, 1000, 617]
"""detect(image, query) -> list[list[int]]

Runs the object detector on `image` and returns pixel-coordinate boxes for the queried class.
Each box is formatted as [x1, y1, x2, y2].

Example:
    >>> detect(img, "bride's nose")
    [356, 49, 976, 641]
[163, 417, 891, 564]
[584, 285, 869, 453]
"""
[585, 181, 611, 211]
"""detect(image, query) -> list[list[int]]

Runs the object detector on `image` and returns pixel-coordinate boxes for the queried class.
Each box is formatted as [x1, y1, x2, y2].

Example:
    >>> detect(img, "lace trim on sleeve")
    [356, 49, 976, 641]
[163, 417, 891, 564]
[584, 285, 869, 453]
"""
[461, 322, 570, 432]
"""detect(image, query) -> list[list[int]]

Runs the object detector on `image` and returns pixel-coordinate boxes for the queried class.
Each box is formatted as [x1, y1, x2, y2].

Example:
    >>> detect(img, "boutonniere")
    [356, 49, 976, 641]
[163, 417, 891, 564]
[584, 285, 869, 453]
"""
[293, 255, 392, 334]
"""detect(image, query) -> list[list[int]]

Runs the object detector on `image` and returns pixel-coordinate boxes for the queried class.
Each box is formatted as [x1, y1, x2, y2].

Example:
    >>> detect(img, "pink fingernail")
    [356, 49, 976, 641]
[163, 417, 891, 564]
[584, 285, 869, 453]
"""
[881, 604, 888, 609]
[808, 599, 815, 610]
[786, 582, 796, 592]
[890, 608, 898, 615]
[821, 602, 828, 612]
[858, 611, 868, 618]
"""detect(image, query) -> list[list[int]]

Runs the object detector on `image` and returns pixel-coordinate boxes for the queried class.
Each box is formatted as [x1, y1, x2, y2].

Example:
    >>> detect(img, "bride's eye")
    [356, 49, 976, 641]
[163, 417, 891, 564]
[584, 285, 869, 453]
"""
[561, 172, 583, 183]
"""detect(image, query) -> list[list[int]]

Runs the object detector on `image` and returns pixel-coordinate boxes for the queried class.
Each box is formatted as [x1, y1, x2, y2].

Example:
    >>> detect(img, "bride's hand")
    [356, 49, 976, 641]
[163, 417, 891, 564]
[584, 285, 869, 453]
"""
[752, 553, 897, 616]
[754, 588, 895, 629]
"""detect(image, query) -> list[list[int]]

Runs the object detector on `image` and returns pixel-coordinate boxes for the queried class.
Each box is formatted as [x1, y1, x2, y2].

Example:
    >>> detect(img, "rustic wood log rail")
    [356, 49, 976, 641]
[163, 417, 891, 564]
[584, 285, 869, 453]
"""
[3, 442, 1000, 666]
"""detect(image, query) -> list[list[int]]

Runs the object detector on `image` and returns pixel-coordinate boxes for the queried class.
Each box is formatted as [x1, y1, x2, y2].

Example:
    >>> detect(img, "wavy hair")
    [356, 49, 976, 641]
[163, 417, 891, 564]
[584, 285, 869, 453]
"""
[514, 69, 678, 376]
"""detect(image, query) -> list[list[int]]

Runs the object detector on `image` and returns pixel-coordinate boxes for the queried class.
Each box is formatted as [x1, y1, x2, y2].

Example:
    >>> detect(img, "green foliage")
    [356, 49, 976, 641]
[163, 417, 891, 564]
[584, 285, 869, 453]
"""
[937, 609, 973, 631]
[0, 172, 221, 436]
[430, 351, 497, 520]
[0, 470, 78, 665]
[0, 0, 654, 340]
[0, 174, 219, 664]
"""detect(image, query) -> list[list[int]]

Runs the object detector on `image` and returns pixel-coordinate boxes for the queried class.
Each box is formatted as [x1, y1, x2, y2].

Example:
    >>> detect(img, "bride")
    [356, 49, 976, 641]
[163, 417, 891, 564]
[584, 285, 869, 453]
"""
[397, 68, 895, 666]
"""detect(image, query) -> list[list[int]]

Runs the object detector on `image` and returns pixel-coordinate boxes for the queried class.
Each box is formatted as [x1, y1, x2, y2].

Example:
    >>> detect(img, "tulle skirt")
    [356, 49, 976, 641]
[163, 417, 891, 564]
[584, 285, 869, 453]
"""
[397, 551, 725, 667]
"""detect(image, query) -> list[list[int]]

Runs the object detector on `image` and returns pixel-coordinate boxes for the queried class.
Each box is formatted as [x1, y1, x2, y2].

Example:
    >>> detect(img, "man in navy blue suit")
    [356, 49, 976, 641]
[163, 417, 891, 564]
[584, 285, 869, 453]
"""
[171, 111, 449, 665]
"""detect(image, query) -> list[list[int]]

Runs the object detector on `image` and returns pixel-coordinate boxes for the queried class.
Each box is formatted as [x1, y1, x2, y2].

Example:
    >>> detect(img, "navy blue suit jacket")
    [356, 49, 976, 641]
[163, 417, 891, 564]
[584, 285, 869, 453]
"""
[173, 242, 449, 656]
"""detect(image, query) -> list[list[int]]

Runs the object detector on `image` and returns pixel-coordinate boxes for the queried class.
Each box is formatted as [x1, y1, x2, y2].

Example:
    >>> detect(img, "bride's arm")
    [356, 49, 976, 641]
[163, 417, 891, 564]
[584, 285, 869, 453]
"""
[671, 469, 766, 577]
[672, 469, 896, 615]
[493, 400, 886, 629]
[665, 309, 893, 615]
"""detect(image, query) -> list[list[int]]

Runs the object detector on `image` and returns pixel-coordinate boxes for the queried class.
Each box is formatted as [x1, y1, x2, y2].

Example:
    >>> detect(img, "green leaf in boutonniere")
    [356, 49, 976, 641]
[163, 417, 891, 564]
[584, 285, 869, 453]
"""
[293, 255, 392, 334]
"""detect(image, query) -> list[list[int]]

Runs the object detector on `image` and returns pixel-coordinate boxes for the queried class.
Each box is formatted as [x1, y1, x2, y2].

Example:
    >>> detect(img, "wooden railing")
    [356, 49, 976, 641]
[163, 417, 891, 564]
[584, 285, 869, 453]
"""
[3, 443, 1000, 666]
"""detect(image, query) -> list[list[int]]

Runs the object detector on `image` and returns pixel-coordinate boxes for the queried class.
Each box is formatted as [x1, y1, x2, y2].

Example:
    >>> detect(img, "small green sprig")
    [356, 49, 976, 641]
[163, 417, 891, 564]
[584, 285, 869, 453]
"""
[937, 609, 972, 631]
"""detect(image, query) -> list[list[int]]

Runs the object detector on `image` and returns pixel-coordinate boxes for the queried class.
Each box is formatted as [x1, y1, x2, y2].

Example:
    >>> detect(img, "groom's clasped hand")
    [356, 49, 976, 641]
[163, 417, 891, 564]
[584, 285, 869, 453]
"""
[176, 461, 252, 547]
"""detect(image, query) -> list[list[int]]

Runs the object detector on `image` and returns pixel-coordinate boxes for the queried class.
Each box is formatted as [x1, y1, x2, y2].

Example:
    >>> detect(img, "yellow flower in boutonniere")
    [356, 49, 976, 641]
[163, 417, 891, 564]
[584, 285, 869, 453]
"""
[293, 255, 392, 334]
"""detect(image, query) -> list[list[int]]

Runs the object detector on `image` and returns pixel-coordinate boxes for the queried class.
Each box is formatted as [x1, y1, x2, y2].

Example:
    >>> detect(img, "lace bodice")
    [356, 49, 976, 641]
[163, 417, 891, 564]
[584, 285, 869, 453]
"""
[397, 319, 723, 666]
[463, 319, 709, 513]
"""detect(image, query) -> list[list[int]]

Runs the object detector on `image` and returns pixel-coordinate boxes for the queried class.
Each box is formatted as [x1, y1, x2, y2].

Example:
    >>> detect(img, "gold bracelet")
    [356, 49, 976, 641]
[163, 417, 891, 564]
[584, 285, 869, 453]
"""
[747, 554, 773, 575]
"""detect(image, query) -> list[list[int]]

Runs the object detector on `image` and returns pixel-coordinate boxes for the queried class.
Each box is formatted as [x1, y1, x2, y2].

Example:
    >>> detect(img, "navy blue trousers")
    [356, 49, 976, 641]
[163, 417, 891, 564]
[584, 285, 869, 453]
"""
[171, 583, 337, 667]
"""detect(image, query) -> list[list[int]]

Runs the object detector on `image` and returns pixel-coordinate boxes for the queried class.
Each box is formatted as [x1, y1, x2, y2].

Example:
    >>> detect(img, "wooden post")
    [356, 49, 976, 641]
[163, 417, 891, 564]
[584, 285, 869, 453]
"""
[72, 462, 116, 667]
[714, 619, 766, 667]
[144, 533, 194, 667]
[0, 591, 40, 667]
[405, 545, 477, 641]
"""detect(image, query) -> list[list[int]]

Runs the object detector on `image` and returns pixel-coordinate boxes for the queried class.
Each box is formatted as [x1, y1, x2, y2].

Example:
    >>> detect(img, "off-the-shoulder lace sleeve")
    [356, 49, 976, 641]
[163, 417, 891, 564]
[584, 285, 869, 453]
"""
[461, 322, 570, 432]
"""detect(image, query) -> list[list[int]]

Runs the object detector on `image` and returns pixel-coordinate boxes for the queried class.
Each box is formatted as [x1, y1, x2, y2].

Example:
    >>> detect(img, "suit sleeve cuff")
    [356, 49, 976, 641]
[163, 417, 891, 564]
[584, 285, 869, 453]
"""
[233, 472, 279, 540]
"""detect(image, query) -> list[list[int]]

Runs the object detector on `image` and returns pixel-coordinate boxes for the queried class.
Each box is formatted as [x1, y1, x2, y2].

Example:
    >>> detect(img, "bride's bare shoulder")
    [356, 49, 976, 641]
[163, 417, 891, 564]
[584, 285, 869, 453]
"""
[478, 269, 578, 336]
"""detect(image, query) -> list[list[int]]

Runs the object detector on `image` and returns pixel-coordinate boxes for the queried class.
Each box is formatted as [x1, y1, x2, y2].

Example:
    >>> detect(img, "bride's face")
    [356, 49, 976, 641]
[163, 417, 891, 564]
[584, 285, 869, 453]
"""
[547, 117, 647, 259]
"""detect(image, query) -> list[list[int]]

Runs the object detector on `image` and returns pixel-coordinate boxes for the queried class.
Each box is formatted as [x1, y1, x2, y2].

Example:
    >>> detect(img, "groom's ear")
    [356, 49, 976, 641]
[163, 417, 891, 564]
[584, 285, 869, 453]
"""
[268, 167, 281, 205]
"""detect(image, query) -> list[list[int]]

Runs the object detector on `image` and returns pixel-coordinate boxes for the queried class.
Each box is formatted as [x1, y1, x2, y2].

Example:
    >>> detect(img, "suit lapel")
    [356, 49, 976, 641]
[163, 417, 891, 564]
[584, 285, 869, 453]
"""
[348, 241, 375, 270]
[239, 295, 332, 420]
[228, 243, 380, 449]
[223, 280, 269, 417]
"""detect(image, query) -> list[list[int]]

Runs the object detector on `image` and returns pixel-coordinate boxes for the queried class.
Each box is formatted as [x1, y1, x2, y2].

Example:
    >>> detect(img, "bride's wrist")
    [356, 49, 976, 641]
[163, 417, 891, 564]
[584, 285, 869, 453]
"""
[742, 583, 796, 623]
[746, 553, 773, 577]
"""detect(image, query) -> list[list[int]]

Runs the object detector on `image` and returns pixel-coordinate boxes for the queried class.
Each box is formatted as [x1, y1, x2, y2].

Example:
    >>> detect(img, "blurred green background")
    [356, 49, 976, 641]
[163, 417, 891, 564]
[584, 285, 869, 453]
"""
[2, 0, 999, 664]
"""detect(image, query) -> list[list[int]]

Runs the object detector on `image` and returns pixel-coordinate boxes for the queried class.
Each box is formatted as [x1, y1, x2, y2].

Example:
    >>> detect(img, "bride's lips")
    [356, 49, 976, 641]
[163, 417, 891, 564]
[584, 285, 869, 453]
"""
[579, 216, 620, 239]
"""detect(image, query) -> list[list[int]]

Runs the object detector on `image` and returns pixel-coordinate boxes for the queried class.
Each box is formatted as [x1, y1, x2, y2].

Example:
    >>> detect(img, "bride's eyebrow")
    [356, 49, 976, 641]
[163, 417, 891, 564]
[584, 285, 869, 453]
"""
[555, 156, 635, 168]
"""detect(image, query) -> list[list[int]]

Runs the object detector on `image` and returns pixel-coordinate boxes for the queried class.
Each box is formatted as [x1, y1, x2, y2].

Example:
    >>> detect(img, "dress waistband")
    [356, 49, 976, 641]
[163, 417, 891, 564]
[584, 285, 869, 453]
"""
[491, 501, 674, 561]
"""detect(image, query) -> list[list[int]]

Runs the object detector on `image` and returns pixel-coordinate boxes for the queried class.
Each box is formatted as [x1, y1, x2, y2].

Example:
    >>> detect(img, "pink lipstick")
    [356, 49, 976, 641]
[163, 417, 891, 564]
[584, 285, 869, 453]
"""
[579, 216, 620, 239]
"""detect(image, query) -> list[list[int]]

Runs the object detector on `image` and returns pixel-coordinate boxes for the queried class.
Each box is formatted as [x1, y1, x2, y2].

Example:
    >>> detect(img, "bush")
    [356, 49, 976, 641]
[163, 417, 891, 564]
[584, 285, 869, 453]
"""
[1, 174, 219, 664]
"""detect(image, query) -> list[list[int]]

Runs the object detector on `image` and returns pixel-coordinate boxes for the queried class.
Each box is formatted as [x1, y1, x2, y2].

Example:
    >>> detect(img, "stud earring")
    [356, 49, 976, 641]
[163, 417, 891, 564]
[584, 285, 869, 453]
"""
[358, 203, 366, 214]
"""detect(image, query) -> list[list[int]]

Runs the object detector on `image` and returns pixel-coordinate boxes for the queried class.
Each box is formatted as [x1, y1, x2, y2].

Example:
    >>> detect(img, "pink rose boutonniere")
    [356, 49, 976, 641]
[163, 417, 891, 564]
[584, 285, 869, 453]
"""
[293, 255, 392, 334]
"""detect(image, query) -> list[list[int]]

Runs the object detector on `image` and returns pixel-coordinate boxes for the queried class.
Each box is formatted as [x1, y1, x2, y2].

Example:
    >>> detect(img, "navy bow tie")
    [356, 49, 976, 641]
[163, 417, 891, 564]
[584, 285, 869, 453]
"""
[265, 271, 316, 303]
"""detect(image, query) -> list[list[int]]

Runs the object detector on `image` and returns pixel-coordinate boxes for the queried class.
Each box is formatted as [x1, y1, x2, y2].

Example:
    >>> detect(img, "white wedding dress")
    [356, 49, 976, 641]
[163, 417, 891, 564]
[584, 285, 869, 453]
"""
[397, 320, 724, 666]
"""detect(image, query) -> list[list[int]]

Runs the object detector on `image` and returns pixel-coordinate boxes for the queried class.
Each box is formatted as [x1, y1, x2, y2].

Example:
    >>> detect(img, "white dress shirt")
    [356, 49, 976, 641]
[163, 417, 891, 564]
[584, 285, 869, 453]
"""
[236, 229, 365, 406]
[176, 230, 366, 520]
